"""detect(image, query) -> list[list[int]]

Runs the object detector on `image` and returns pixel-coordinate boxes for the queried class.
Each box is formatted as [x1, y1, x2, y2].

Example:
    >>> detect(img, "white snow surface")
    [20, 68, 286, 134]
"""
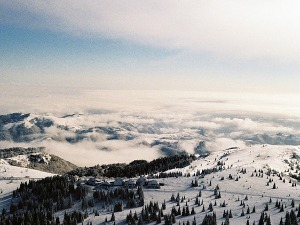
[50, 144, 300, 225]
[4, 153, 52, 167]
[0, 144, 299, 224]
[0, 164, 54, 211]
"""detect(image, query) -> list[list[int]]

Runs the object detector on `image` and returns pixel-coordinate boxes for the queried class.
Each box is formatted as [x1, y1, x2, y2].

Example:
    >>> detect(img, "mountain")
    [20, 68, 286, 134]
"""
[1, 144, 300, 225]
[0, 147, 77, 174]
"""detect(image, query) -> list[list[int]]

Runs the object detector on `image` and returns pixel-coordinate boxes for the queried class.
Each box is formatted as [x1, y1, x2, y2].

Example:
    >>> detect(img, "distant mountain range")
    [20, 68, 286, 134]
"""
[0, 113, 299, 161]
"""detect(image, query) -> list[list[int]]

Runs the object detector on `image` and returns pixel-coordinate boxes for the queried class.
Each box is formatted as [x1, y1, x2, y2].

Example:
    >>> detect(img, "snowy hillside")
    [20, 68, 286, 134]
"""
[63, 144, 299, 225]
[1, 111, 300, 167]
[0, 147, 78, 174]
[0, 163, 54, 211]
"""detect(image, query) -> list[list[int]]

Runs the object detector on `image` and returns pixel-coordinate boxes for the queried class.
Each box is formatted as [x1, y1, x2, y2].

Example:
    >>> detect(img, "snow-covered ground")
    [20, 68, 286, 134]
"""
[1, 144, 299, 224]
[5, 152, 52, 167]
[72, 144, 300, 225]
[0, 163, 54, 210]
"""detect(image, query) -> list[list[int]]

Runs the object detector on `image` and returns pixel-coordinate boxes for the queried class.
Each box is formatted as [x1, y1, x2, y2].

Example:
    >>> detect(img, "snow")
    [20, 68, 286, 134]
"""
[6, 155, 30, 167]
[5, 153, 52, 167]
[69, 144, 300, 225]
[1, 144, 300, 224]
[0, 164, 54, 210]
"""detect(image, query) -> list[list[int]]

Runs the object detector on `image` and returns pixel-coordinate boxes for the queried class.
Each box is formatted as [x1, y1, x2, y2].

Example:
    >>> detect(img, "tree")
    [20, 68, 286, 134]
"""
[55, 217, 60, 225]
[111, 212, 115, 222]
[241, 209, 245, 217]
[229, 210, 233, 218]
[266, 215, 271, 225]
[264, 203, 269, 211]
[202, 213, 217, 225]
[191, 207, 195, 215]
[208, 203, 213, 212]
[258, 212, 264, 225]
[224, 214, 230, 225]
[195, 197, 199, 205]
[162, 200, 166, 210]
[290, 210, 297, 225]
[291, 199, 295, 208]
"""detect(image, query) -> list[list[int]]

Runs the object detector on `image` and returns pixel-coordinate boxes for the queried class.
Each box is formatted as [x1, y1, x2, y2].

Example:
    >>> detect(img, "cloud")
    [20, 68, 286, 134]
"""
[205, 138, 247, 152]
[213, 117, 295, 134]
[0, 88, 300, 166]
[184, 121, 221, 130]
[44, 140, 162, 167]
[2, 1, 300, 62]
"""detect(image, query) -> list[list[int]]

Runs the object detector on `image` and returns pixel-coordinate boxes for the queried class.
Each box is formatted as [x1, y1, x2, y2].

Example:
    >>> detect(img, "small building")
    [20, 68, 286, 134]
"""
[87, 177, 99, 186]
[136, 176, 147, 186]
[96, 181, 111, 189]
[146, 180, 160, 189]
[114, 177, 124, 186]
[125, 179, 136, 189]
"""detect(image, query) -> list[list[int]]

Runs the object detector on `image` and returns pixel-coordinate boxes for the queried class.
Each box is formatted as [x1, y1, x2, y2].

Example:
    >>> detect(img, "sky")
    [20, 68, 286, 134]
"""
[1, 1, 300, 93]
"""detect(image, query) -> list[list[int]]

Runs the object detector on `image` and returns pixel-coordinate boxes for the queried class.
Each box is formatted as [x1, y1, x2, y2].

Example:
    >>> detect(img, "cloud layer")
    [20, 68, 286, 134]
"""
[0, 87, 299, 166]
[2, 0, 300, 62]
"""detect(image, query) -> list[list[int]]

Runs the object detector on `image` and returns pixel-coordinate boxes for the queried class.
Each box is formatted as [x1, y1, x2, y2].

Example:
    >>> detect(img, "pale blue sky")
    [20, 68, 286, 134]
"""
[1, 1, 300, 93]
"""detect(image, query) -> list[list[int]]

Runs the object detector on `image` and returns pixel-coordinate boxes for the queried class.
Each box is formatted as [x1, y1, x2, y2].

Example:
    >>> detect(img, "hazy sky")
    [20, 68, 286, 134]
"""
[1, 1, 300, 93]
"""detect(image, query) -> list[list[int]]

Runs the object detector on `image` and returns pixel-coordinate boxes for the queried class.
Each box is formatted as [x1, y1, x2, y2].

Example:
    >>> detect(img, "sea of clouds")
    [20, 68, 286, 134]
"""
[1, 86, 299, 166]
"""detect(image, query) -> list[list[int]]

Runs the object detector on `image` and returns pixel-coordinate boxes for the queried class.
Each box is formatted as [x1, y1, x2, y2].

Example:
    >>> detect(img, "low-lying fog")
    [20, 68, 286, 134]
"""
[1, 86, 299, 166]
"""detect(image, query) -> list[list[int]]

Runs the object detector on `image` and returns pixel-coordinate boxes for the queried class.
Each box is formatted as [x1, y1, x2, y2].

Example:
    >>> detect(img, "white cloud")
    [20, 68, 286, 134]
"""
[0, 88, 299, 166]
[184, 121, 221, 130]
[2, 0, 300, 62]
[213, 117, 295, 134]
[206, 138, 247, 152]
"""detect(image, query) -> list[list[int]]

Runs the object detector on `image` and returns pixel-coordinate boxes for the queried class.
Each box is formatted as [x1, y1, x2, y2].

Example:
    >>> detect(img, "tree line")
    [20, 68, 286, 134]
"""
[67, 154, 196, 178]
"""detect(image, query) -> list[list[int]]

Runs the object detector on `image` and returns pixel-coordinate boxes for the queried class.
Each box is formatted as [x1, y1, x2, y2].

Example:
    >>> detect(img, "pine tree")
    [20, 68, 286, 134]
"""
[195, 197, 199, 205]
[290, 210, 297, 225]
[192, 216, 196, 225]
[111, 212, 115, 222]
[162, 200, 166, 210]
[266, 215, 271, 225]
[186, 206, 190, 216]
[171, 214, 176, 224]
[182, 207, 186, 216]
[264, 203, 269, 211]
[229, 210, 233, 218]
[280, 204, 284, 212]
[258, 212, 264, 225]
[156, 211, 161, 224]
[209, 202, 213, 212]
[279, 217, 283, 225]
[224, 214, 230, 225]
[241, 209, 245, 217]
[247, 206, 250, 214]
[285, 211, 291, 225]
[191, 207, 195, 215]
[177, 206, 181, 216]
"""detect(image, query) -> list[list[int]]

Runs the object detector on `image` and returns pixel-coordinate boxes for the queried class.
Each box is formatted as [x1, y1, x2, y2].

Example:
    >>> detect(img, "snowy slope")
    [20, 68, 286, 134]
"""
[72, 145, 300, 225]
[0, 164, 54, 211]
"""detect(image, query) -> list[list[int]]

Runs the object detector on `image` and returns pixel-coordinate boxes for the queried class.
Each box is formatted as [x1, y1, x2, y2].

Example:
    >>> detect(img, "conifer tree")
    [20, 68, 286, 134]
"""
[111, 212, 115, 222]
